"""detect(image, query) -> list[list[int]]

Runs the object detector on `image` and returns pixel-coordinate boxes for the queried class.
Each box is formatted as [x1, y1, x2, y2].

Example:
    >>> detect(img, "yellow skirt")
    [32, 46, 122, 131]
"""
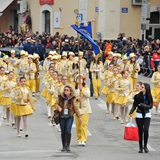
[101, 86, 108, 95]
[151, 87, 160, 97]
[10, 103, 17, 113]
[50, 97, 57, 107]
[13, 104, 33, 116]
[0, 97, 12, 106]
[114, 96, 128, 105]
[41, 88, 47, 98]
[46, 91, 52, 103]
[0, 92, 3, 99]
[157, 92, 160, 102]
[106, 92, 117, 103]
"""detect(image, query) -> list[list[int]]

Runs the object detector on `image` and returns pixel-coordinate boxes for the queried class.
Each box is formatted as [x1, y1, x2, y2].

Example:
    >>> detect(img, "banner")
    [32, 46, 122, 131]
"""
[71, 24, 100, 55]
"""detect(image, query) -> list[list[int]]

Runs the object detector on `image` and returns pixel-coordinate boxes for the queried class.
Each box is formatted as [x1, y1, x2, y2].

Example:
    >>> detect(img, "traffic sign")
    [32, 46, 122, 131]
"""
[95, 7, 99, 12]
[121, 8, 128, 13]
[77, 13, 83, 22]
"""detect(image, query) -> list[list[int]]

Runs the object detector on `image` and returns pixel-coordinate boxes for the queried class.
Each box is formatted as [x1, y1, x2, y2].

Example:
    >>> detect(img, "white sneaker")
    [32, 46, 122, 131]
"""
[81, 141, 86, 146]
[36, 92, 40, 96]
[78, 142, 82, 146]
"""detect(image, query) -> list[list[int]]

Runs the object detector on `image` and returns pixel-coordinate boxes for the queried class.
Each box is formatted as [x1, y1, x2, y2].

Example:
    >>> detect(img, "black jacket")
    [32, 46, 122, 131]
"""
[130, 92, 153, 117]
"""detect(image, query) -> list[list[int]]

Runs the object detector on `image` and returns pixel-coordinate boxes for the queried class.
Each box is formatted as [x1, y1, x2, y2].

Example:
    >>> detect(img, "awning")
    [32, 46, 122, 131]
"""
[0, 0, 13, 12]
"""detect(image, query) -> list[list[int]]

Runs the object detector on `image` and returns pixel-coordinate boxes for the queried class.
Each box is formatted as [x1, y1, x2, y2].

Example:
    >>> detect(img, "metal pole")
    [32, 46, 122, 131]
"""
[142, 30, 145, 44]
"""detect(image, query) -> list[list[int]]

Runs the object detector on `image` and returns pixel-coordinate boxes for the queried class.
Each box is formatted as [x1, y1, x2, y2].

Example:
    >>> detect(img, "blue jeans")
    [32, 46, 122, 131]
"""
[60, 116, 74, 135]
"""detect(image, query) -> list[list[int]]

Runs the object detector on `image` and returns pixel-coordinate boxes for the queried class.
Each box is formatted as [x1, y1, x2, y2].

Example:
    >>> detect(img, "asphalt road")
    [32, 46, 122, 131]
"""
[0, 75, 159, 160]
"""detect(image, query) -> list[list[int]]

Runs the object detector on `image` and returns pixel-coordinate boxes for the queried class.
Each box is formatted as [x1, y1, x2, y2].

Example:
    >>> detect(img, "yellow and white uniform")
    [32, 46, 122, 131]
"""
[90, 61, 104, 98]
[128, 62, 140, 90]
[151, 71, 160, 102]
[106, 75, 120, 103]
[0, 74, 7, 100]
[101, 70, 113, 95]
[43, 56, 52, 73]
[60, 59, 68, 75]
[114, 77, 132, 105]
[68, 64, 79, 88]
[0, 79, 16, 107]
[24, 62, 37, 93]
[79, 58, 87, 75]
[10, 57, 19, 75]
[75, 85, 92, 143]
[11, 86, 33, 116]
[103, 59, 111, 70]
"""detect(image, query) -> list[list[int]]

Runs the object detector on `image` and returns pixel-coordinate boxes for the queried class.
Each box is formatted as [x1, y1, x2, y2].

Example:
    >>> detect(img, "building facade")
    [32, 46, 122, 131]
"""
[0, 0, 160, 40]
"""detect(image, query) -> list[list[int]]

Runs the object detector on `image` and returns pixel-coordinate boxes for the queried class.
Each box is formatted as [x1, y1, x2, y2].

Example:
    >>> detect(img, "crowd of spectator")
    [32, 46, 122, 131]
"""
[0, 28, 160, 77]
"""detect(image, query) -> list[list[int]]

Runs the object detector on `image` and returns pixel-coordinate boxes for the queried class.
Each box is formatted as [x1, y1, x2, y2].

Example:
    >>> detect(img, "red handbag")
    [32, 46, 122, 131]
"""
[124, 118, 139, 141]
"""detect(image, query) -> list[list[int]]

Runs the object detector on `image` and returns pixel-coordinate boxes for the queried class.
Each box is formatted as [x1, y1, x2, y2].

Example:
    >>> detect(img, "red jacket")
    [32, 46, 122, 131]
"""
[151, 52, 160, 69]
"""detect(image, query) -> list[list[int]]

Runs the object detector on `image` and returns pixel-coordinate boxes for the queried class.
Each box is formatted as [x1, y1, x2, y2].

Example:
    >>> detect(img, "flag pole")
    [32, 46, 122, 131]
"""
[75, 11, 82, 109]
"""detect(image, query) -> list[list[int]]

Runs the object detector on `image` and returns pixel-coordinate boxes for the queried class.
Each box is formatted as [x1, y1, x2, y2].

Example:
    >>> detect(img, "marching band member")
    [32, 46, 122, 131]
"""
[67, 52, 75, 82]
[103, 51, 113, 70]
[110, 53, 118, 66]
[52, 55, 60, 73]
[119, 55, 129, 72]
[13, 77, 33, 138]
[128, 53, 140, 90]
[18, 50, 27, 76]
[10, 50, 19, 77]
[90, 56, 104, 100]
[24, 55, 37, 96]
[106, 67, 120, 119]
[60, 75, 70, 94]
[115, 70, 132, 124]
[78, 51, 88, 75]
[75, 74, 92, 146]
[2, 55, 14, 74]
[127, 81, 143, 119]
[0, 66, 7, 119]
[0, 71, 16, 126]
[43, 53, 53, 73]
[151, 64, 160, 115]
[60, 51, 68, 75]
[41, 67, 54, 118]
[101, 63, 113, 113]
[33, 53, 42, 95]
[10, 77, 21, 129]
[68, 57, 79, 88]
[46, 71, 58, 118]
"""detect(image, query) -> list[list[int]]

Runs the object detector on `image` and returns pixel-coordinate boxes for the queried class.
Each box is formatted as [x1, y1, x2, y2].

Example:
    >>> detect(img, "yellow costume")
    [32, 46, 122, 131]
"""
[90, 61, 104, 98]
[11, 86, 33, 116]
[0, 78, 16, 107]
[101, 70, 113, 95]
[151, 71, 160, 101]
[24, 62, 37, 93]
[114, 77, 131, 105]
[74, 85, 92, 143]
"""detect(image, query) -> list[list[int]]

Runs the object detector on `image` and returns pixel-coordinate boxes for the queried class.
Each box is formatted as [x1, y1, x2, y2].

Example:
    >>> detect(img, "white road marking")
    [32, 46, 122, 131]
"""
[148, 144, 156, 151]
[0, 150, 70, 155]
[0, 107, 3, 126]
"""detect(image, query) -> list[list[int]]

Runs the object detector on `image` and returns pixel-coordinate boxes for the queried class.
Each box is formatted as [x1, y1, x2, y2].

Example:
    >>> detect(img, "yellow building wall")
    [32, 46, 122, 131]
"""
[28, 0, 96, 37]
[120, 0, 141, 39]
[151, 0, 160, 6]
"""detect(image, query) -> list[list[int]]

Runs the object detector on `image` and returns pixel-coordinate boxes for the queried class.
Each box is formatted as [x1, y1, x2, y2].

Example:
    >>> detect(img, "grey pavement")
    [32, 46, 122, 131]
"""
[0, 75, 160, 160]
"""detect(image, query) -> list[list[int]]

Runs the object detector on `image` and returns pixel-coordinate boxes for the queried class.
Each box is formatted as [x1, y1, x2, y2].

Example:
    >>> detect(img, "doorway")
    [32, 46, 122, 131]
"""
[44, 10, 50, 33]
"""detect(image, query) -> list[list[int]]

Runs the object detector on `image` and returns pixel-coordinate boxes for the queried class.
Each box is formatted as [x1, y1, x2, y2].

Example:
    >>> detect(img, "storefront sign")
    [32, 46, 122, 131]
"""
[39, 0, 54, 5]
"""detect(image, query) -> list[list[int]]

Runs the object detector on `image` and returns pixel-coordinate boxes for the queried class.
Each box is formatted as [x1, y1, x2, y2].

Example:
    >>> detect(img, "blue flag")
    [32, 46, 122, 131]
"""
[71, 24, 100, 55]
[79, 21, 92, 38]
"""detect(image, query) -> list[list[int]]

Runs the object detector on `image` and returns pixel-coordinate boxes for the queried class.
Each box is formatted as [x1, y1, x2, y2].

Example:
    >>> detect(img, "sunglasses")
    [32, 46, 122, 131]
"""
[64, 89, 70, 91]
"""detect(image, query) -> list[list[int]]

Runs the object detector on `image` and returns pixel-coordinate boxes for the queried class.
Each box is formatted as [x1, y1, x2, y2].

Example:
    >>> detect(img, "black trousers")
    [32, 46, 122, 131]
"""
[136, 118, 151, 148]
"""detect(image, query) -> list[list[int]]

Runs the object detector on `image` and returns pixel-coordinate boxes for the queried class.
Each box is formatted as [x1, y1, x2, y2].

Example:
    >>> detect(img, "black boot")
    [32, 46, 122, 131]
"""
[138, 141, 143, 153]
[61, 134, 66, 152]
[66, 134, 71, 152]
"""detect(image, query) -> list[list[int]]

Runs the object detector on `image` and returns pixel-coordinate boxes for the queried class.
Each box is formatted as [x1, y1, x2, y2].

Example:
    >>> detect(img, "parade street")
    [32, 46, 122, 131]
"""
[0, 75, 160, 160]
